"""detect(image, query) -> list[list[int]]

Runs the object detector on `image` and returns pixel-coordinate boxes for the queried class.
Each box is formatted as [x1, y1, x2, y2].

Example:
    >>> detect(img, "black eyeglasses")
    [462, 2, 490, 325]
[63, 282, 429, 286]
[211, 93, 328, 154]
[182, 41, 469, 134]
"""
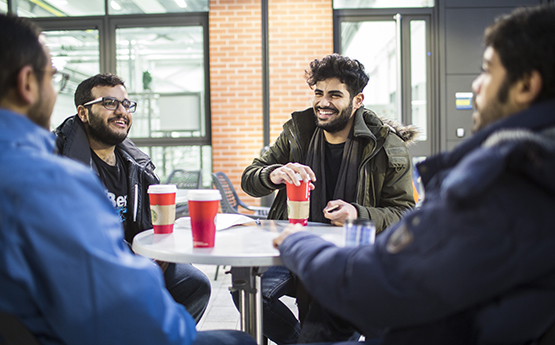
[83, 97, 137, 113]
[52, 70, 70, 93]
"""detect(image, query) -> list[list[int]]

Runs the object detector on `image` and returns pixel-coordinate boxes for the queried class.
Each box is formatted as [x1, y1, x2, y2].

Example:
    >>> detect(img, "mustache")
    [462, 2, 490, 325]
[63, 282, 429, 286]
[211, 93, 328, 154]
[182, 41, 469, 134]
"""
[316, 106, 338, 112]
[109, 115, 129, 125]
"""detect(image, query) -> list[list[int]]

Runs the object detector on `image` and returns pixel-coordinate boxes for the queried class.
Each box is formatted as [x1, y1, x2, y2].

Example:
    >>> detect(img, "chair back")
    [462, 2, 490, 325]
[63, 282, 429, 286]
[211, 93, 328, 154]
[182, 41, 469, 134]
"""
[212, 172, 240, 213]
[166, 169, 202, 189]
[0, 312, 40, 345]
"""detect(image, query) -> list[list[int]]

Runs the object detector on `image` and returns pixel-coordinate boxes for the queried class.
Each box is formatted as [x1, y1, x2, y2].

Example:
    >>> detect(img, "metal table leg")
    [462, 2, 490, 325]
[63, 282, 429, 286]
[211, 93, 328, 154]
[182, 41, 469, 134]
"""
[229, 266, 267, 345]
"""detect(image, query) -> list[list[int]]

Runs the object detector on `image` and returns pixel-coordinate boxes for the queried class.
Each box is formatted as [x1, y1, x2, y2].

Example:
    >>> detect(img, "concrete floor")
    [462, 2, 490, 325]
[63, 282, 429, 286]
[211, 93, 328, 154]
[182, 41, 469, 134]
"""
[194, 264, 298, 345]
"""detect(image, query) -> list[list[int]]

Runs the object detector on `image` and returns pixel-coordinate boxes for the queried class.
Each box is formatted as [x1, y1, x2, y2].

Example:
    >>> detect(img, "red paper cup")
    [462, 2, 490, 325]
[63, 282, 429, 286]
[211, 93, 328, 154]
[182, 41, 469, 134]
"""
[286, 174, 310, 226]
[148, 184, 177, 234]
[187, 189, 222, 248]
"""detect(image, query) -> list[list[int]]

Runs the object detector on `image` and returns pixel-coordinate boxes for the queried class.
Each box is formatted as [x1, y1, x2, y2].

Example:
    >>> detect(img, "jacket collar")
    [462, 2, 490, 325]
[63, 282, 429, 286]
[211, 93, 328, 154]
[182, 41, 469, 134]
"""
[290, 107, 382, 141]
[418, 99, 555, 184]
[55, 114, 153, 169]
[0, 109, 55, 154]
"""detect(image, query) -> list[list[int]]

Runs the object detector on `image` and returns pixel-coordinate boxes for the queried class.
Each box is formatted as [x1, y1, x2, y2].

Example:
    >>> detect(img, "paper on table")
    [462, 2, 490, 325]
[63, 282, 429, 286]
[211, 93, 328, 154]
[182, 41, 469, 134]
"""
[175, 213, 255, 231]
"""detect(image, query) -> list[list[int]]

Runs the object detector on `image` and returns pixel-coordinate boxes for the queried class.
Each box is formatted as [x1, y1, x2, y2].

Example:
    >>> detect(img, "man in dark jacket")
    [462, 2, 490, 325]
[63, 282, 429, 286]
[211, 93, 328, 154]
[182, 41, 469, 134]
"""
[274, 5, 555, 344]
[239, 54, 417, 344]
[55, 73, 210, 323]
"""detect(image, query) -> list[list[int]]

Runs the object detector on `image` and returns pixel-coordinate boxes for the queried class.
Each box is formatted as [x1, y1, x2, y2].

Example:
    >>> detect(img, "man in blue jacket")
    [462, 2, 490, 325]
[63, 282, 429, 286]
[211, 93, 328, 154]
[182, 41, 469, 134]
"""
[273, 5, 555, 344]
[0, 13, 254, 345]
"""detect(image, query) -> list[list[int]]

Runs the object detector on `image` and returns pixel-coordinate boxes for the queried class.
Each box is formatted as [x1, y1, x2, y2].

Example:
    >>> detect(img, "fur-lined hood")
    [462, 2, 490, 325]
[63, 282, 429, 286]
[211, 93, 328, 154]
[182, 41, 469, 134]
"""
[379, 116, 420, 146]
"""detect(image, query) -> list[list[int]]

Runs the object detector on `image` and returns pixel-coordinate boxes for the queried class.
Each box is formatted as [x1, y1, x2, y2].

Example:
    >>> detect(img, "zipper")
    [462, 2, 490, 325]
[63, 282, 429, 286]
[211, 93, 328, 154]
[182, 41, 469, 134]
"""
[133, 183, 138, 222]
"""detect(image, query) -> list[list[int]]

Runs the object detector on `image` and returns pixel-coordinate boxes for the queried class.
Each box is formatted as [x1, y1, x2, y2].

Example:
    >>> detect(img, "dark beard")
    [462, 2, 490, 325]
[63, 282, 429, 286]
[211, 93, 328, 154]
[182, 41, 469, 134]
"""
[85, 110, 129, 146]
[314, 101, 353, 133]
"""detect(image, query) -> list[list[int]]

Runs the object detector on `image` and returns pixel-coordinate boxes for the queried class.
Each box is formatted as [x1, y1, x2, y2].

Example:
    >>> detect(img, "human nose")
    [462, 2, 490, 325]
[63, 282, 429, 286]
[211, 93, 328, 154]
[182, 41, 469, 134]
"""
[319, 94, 332, 107]
[114, 101, 128, 114]
[472, 75, 482, 95]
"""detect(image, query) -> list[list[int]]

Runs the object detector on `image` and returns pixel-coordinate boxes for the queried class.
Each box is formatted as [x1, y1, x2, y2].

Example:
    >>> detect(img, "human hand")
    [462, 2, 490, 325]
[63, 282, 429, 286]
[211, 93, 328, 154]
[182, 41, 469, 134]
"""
[272, 224, 306, 249]
[269, 163, 316, 189]
[323, 200, 358, 226]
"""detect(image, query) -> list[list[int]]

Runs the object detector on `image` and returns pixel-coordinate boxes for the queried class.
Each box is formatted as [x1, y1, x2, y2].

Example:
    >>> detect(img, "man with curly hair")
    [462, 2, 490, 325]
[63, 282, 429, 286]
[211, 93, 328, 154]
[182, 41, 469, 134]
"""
[239, 54, 417, 344]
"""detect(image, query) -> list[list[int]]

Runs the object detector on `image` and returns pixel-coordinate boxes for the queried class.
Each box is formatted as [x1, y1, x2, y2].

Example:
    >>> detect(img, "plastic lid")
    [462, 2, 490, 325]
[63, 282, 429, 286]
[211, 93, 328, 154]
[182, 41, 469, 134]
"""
[147, 184, 177, 194]
[187, 189, 222, 201]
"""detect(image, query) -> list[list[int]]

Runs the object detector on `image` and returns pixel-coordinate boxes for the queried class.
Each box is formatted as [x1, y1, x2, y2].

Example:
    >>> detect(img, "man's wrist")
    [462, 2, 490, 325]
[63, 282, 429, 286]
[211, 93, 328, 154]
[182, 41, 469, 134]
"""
[261, 164, 284, 190]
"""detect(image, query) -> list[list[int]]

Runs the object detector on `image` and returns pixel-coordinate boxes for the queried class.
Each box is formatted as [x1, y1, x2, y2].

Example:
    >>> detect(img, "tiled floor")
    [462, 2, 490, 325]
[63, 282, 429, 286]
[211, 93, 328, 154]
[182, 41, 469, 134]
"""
[194, 264, 297, 344]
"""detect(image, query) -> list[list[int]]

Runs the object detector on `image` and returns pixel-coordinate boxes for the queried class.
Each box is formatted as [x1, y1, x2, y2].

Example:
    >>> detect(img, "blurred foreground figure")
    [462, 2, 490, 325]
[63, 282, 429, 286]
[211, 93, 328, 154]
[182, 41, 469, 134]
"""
[0, 13, 254, 345]
[274, 5, 555, 345]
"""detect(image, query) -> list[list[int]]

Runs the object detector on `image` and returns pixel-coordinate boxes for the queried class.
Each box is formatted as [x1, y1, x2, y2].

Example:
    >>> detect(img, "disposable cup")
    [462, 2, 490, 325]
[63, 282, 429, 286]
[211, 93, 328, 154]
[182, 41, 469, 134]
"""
[148, 184, 177, 234]
[188, 189, 222, 248]
[344, 219, 376, 247]
[286, 174, 310, 226]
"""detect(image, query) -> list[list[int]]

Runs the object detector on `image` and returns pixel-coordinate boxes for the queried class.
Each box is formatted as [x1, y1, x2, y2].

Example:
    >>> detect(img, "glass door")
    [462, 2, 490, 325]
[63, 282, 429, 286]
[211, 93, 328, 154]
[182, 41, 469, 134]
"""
[335, 9, 435, 160]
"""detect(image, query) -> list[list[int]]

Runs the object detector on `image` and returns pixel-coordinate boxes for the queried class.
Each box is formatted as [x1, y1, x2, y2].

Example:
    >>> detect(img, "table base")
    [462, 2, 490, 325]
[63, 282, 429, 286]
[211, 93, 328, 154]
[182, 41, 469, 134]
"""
[229, 267, 267, 345]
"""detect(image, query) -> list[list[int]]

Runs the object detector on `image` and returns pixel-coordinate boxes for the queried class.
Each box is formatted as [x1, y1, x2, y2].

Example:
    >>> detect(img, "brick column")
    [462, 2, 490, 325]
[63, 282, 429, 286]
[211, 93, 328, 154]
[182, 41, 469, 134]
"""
[209, 0, 333, 206]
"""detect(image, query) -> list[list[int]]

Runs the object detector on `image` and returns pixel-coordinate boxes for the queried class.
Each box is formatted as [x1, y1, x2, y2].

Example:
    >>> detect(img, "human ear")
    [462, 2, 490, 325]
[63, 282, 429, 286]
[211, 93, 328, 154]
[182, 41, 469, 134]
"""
[77, 105, 89, 123]
[353, 93, 365, 109]
[514, 70, 542, 106]
[15, 65, 39, 105]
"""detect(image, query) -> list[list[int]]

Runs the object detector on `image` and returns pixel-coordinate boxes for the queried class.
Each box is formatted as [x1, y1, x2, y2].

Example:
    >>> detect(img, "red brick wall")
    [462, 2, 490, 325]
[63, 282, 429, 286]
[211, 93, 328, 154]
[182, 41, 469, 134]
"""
[209, 0, 333, 206]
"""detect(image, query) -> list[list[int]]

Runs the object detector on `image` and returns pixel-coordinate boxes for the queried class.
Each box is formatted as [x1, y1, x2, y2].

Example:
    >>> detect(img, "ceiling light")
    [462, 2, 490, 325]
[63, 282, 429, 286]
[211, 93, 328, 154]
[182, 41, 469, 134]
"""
[110, 0, 121, 10]
[174, 0, 187, 8]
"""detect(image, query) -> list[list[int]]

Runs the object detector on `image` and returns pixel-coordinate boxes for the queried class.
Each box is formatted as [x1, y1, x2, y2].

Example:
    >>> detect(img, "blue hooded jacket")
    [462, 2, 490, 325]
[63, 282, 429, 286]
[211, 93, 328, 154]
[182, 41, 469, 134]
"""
[279, 100, 555, 344]
[0, 109, 196, 345]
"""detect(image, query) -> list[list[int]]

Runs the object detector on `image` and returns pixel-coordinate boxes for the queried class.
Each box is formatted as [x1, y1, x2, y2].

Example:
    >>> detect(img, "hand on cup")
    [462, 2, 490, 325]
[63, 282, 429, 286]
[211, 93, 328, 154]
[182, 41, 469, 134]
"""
[270, 163, 316, 190]
[188, 189, 221, 248]
[148, 184, 177, 234]
[286, 173, 310, 226]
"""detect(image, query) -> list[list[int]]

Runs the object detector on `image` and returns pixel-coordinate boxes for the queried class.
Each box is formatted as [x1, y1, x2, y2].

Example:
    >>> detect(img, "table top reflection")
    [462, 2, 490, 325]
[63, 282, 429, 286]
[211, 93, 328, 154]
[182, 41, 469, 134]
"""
[132, 219, 343, 267]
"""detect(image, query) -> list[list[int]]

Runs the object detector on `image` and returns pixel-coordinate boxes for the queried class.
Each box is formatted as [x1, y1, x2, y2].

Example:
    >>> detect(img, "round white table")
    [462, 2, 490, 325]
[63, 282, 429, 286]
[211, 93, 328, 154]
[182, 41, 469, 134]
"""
[132, 219, 344, 344]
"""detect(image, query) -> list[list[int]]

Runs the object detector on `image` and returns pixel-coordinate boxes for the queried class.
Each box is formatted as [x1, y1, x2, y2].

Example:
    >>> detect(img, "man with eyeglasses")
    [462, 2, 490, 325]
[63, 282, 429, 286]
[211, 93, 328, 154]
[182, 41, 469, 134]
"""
[55, 73, 211, 324]
[0, 13, 254, 345]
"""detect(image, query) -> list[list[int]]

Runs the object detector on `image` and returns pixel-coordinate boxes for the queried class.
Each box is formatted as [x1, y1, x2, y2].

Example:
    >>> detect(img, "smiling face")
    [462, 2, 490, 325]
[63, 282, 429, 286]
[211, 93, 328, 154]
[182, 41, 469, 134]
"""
[311, 77, 361, 134]
[471, 47, 519, 133]
[78, 85, 132, 147]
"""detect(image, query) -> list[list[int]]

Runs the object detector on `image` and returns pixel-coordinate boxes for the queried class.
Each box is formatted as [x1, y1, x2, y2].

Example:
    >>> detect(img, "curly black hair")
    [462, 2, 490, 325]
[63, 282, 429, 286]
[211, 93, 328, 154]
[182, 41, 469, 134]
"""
[305, 54, 369, 98]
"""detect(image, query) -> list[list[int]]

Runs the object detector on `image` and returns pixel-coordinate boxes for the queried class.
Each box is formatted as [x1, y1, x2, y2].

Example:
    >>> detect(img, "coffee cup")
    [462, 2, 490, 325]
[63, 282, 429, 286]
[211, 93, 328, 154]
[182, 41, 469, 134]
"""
[148, 184, 177, 234]
[187, 189, 222, 248]
[286, 174, 310, 226]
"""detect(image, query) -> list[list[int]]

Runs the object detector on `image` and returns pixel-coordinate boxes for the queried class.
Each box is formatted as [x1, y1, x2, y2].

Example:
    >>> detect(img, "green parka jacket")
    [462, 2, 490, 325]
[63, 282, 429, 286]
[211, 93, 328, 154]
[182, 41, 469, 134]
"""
[241, 107, 417, 233]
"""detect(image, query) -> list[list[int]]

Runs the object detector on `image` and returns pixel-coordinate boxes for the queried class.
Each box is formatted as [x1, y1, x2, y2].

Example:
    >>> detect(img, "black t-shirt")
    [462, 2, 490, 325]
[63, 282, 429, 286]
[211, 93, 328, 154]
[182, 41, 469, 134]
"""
[91, 149, 129, 229]
[324, 141, 345, 202]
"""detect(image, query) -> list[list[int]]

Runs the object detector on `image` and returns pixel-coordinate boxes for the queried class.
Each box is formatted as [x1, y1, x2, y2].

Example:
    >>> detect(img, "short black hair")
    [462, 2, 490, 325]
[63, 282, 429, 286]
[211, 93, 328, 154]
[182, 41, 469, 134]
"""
[74, 73, 126, 108]
[484, 5, 555, 103]
[305, 54, 369, 98]
[0, 14, 47, 101]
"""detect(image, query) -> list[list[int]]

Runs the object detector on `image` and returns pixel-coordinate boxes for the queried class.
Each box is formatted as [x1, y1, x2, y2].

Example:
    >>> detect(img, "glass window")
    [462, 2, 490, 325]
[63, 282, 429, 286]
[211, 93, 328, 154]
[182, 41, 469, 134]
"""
[109, 0, 208, 15]
[0, 0, 7, 13]
[45, 29, 100, 130]
[334, 0, 433, 9]
[118, 25, 209, 184]
[142, 145, 212, 188]
[342, 21, 399, 122]
[117, 25, 205, 139]
[16, 0, 104, 17]
[410, 20, 427, 141]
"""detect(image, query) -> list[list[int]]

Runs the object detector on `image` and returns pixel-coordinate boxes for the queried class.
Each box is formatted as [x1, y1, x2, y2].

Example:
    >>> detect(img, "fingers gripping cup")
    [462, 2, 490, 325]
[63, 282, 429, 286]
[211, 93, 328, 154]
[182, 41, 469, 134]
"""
[148, 184, 177, 234]
[286, 174, 310, 226]
[188, 189, 222, 248]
